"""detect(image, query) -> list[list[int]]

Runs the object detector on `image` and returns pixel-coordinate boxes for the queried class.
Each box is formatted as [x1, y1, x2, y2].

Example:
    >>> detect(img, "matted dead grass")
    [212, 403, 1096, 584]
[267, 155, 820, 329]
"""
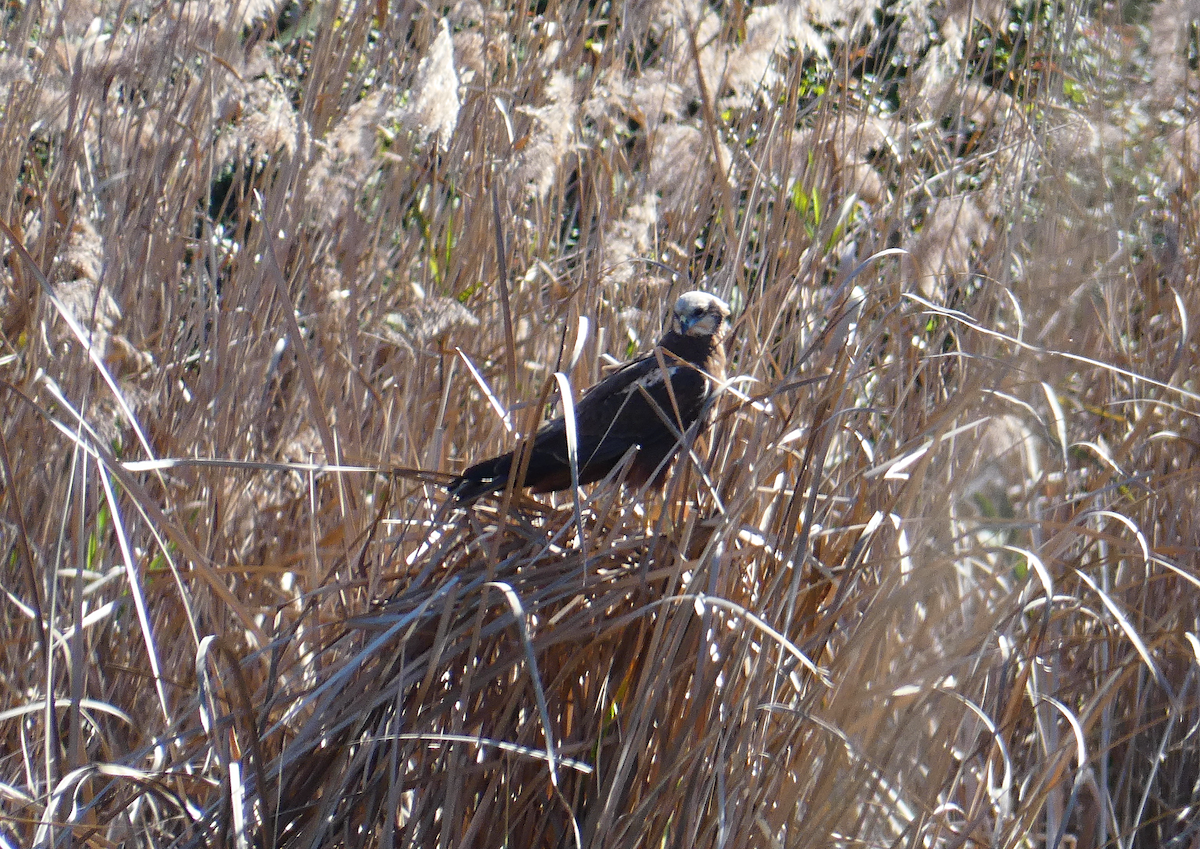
[2, 1, 1199, 847]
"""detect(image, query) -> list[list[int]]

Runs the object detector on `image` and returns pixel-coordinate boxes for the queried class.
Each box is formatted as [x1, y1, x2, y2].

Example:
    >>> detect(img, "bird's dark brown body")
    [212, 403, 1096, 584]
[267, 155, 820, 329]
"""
[449, 291, 730, 503]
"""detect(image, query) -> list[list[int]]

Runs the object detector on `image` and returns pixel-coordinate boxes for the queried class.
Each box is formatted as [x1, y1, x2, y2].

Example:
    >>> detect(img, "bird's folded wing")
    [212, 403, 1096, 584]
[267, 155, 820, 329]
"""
[532, 353, 708, 470]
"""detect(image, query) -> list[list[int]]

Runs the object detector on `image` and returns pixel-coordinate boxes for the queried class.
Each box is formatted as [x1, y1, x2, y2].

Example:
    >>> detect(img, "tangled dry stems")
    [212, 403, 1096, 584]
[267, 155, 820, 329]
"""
[2, 0, 1199, 847]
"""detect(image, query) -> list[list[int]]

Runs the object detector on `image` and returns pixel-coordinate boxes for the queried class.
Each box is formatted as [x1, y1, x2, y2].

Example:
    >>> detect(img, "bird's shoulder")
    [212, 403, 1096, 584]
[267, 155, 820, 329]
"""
[579, 339, 709, 399]
[581, 350, 663, 396]
[575, 348, 705, 424]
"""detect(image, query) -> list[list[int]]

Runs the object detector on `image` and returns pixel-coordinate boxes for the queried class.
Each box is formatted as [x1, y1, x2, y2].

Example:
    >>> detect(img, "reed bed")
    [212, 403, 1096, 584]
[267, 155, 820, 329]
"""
[1, 1, 1198, 847]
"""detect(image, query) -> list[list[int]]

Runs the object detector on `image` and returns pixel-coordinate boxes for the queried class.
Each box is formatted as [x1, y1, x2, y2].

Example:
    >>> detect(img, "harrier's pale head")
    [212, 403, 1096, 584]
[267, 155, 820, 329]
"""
[673, 291, 731, 338]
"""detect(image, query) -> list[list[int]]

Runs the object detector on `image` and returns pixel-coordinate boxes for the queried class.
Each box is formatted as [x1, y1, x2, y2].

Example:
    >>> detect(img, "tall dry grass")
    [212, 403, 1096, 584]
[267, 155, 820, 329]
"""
[1, 0, 1198, 847]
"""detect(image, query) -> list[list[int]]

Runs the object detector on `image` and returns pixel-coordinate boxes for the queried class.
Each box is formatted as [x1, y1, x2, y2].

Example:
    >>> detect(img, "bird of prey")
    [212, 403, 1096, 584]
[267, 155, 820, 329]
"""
[449, 290, 731, 503]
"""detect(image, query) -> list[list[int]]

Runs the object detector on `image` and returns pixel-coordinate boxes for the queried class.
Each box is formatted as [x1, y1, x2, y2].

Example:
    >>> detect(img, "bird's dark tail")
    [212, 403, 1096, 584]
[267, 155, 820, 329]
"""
[447, 452, 515, 503]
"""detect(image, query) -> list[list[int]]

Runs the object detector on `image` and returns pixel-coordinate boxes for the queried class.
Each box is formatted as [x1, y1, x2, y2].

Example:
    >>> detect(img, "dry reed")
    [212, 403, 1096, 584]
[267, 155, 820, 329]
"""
[1, 1, 1198, 847]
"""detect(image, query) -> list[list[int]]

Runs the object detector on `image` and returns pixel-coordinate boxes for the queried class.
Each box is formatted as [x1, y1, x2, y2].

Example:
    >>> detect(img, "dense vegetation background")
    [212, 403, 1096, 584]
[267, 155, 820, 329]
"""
[2, 0, 1198, 846]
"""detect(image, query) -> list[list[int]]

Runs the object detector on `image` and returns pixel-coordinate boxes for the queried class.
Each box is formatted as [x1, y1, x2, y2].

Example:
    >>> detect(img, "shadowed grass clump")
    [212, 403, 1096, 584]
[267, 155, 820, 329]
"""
[2, 0, 1199, 847]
